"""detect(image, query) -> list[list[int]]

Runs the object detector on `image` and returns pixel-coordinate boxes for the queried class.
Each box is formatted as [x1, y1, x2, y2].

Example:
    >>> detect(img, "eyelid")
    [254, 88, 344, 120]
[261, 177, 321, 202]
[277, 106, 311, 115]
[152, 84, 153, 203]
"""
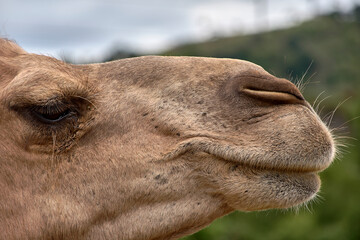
[8, 95, 63, 109]
[32, 108, 73, 124]
[31, 102, 69, 115]
[29, 100, 77, 124]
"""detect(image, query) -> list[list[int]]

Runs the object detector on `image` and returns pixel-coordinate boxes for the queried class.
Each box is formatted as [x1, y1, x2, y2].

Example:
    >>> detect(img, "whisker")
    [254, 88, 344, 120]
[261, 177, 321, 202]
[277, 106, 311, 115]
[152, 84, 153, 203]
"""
[312, 90, 325, 108]
[300, 71, 317, 93]
[326, 97, 351, 128]
[315, 193, 324, 202]
[315, 95, 331, 114]
[332, 135, 357, 141]
[318, 105, 327, 117]
[296, 61, 314, 92]
[332, 115, 360, 132]
[330, 132, 354, 159]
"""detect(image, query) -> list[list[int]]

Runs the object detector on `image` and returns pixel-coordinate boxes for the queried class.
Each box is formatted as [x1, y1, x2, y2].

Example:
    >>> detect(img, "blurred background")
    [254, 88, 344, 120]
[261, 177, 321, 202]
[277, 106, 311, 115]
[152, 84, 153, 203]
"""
[1, 0, 359, 239]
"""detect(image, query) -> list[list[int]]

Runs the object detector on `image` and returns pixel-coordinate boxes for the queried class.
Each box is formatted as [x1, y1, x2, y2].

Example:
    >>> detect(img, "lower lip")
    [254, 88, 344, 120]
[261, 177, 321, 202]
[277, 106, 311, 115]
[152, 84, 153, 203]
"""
[227, 165, 321, 209]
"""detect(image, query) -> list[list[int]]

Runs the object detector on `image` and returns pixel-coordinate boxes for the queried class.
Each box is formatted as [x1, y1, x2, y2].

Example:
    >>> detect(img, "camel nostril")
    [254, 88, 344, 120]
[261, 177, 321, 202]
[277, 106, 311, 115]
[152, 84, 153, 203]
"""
[242, 88, 304, 103]
[238, 75, 305, 104]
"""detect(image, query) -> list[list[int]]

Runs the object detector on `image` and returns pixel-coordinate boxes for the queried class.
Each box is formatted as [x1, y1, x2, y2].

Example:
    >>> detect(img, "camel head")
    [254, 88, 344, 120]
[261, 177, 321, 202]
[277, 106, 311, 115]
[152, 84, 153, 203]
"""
[0, 39, 335, 240]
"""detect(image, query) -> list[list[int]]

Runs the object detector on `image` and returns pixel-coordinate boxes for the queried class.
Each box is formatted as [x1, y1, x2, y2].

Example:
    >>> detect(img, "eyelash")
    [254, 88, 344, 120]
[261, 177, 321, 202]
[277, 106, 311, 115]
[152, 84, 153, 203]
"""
[31, 103, 75, 124]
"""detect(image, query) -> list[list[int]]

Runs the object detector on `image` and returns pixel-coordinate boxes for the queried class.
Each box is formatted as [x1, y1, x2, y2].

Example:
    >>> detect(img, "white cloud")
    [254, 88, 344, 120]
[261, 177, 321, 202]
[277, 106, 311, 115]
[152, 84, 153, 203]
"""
[1, 0, 359, 61]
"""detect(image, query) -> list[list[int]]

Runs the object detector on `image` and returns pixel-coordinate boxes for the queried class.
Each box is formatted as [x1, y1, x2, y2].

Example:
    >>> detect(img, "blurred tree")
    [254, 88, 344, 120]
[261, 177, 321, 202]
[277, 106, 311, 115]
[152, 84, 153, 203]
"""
[354, 5, 360, 22]
[104, 49, 139, 62]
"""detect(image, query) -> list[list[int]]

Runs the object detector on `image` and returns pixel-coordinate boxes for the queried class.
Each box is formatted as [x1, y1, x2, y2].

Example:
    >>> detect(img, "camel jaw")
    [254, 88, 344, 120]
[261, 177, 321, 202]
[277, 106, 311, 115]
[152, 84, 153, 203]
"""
[165, 141, 330, 211]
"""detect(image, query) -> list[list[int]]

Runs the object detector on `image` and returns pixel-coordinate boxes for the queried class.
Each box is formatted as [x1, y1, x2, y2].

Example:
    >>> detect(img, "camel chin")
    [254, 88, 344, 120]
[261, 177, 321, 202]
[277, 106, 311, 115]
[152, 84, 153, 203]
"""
[221, 168, 321, 211]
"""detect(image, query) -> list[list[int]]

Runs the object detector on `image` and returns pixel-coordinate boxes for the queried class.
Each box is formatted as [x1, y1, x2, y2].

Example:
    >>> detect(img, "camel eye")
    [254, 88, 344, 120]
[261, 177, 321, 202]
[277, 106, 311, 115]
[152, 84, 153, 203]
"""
[31, 104, 74, 124]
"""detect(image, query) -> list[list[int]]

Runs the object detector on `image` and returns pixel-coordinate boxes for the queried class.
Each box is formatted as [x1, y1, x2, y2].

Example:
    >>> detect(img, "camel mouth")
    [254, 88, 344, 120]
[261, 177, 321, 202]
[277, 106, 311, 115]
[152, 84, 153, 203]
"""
[163, 136, 334, 175]
[180, 135, 333, 210]
[223, 158, 326, 175]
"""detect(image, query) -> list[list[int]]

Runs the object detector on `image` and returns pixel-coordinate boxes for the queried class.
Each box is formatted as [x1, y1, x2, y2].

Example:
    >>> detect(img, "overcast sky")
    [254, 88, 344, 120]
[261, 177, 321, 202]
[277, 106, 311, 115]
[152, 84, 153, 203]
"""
[1, 0, 359, 61]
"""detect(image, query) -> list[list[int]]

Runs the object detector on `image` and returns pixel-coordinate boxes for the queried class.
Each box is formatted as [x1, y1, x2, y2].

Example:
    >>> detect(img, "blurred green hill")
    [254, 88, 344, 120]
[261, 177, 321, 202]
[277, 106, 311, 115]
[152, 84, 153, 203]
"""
[106, 8, 360, 240]
[164, 10, 360, 96]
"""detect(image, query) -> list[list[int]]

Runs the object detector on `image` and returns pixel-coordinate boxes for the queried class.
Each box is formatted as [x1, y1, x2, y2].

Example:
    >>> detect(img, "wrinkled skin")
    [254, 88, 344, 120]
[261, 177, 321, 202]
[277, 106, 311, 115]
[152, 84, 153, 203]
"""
[0, 39, 334, 240]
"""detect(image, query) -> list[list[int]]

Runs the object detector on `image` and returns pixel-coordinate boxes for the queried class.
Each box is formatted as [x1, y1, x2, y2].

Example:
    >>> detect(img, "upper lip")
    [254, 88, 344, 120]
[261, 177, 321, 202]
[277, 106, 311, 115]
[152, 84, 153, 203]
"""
[161, 136, 330, 174]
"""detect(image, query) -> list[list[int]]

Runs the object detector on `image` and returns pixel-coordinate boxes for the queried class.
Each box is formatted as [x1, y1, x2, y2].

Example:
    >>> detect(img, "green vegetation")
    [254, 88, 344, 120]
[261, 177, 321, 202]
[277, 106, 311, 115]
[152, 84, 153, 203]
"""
[164, 11, 360, 94]
[163, 10, 360, 240]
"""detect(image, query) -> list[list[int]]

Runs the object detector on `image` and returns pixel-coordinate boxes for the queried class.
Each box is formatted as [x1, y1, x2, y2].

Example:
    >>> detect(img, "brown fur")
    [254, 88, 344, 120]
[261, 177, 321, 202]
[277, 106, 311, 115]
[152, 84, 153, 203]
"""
[0, 38, 335, 240]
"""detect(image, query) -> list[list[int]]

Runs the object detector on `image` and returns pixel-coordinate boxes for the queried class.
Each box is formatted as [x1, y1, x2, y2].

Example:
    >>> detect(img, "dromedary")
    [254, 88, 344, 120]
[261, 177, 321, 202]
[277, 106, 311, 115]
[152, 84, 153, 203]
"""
[0, 38, 335, 240]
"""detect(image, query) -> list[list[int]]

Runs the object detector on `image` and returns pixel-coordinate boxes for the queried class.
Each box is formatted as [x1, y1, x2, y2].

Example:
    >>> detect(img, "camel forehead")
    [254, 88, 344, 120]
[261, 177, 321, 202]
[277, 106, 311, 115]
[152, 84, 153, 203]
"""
[0, 54, 78, 88]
